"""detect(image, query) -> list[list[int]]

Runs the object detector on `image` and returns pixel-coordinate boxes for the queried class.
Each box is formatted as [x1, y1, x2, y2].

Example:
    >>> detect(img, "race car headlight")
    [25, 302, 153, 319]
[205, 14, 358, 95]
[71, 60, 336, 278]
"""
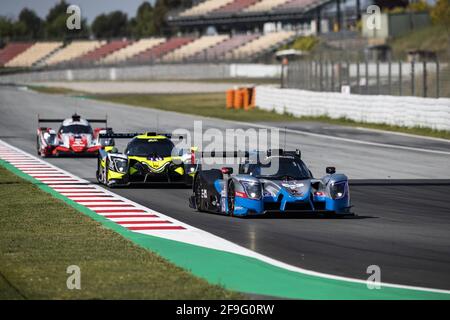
[330, 181, 347, 200]
[111, 157, 128, 173]
[241, 181, 262, 200]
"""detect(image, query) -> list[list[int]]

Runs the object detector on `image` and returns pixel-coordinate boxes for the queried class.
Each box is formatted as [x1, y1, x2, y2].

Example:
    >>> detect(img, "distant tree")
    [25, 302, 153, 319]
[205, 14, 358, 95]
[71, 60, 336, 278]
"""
[91, 11, 129, 38]
[18, 8, 43, 39]
[0, 17, 15, 40]
[130, 2, 156, 37]
[431, 0, 450, 31]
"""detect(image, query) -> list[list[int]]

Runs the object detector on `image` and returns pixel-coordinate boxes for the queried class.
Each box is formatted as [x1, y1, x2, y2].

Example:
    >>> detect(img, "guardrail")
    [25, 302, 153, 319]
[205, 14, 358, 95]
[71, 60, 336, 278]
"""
[255, 86, 450, 131]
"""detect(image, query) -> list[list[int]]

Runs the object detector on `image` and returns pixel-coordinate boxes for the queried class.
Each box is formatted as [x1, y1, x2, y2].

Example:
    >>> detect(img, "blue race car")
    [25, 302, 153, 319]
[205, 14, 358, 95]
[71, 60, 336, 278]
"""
[189, 150, 352, 217]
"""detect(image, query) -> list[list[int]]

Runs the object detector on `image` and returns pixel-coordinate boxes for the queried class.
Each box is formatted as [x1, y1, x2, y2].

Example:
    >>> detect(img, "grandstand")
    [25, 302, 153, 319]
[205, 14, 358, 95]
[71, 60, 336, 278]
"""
[77, 40, 132, 64]
[6, 42, 62, 67]
[191, 34, 259, 61]
[225, 31, 296, 60]
[101, 38, 165, 64]
[133, 37, 195, 63]
[244, 0, 292, 13]
[0, 0, 374, 69]
[161, 35, 229, 62]
[0, 43, 34, 67]
[180, 0, 236, 17]
[44, 41, 104, 66]
[168, 0, 367, 35]
[211, 0, 260, 14]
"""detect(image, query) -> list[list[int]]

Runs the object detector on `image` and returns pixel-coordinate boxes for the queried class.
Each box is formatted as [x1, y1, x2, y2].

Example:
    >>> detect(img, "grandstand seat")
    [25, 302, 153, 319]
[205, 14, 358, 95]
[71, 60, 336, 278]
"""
[244, 0, 291, 12]
[44, 40, 104, 66]
[180, 0, 236, 17]
[211, 0, 260, 14]
[78, 40, 132, 63]
[133, 37, 194, 62]
[0, 42, 34, 66]
[161, 35, 229, 62]
[191, 34, 259, 61]
[225, 31, 296, 60]
[101, 38, 165, 64]
[275, 0, 319, 12]
[6, 42, 62, 67]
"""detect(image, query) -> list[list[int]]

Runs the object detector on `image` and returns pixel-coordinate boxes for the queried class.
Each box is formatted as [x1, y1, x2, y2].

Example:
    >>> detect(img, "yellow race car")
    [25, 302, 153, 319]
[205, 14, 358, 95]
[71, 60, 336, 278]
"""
[96, 132, 198, 187]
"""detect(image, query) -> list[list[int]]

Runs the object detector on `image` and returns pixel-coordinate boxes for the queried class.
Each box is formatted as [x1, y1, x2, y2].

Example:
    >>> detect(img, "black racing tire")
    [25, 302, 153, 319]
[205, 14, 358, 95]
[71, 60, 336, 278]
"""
[193, 174, 204, 212]
[227, 180, 235, 216]
[96, 158, 102, 184]
[36, 136, 41, 156]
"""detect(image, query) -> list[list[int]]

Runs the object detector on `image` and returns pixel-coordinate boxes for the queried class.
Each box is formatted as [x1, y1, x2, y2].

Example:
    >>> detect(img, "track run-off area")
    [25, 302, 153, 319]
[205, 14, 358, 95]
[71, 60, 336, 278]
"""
[0, 85, 449, 299]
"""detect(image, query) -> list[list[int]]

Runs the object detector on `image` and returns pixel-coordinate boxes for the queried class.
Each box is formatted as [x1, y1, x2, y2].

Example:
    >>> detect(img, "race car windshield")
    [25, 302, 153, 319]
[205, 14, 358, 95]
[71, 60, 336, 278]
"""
[248, 158, 311, 180]
[59, 124, 93, 134]
[125, 138, 175, 157]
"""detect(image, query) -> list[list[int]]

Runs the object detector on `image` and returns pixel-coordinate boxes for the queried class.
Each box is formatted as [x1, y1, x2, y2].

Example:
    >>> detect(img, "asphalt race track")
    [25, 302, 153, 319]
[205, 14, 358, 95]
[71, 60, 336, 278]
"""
[1, 85, 449, 290]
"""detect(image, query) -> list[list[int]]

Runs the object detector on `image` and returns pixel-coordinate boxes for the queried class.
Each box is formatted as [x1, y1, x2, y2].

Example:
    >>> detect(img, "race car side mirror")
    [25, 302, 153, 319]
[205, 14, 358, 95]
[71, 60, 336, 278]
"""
[326, 167, 336, 174]
[221, 167, 233, 175]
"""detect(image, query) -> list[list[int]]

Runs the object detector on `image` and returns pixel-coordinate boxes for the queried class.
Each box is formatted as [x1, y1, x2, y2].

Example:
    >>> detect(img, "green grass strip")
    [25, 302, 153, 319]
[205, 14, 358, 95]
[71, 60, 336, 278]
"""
[1, 158, 449, 300]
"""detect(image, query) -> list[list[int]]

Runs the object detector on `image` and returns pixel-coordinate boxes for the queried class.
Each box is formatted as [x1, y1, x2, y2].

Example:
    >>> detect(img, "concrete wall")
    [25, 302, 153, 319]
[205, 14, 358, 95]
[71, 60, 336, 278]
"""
[0, 63, 281, 83]
[255, 86, 450, 131]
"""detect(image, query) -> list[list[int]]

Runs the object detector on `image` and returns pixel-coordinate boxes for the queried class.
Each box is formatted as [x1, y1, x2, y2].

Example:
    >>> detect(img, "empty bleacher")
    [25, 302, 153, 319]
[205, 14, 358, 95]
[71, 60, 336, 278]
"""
[244, 0, 291, 12]
[133, 37, 194, 62]
[275, 0, 319, 12]
[161, 35, 229, 62]
[101, 38, 165, 64]
[0, 42, 34, 66]
[192, 34, 259, 61]
[225, 31, 296, 59]
[44, 40, 104, 66]
[211, 0, 261, 14]
[180, 0, 235, 17]
[77, 40, 132, 63]
[6, 42, 62, 67]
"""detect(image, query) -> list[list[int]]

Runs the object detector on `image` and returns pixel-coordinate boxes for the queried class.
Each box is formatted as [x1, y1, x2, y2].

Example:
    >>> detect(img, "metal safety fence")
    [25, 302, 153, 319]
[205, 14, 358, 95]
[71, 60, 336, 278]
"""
[285, 59, 450, 98]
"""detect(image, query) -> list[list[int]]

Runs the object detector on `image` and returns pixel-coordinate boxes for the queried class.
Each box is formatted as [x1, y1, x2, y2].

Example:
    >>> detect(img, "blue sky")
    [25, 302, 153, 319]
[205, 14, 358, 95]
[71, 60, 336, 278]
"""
[0, 0, 156, 22]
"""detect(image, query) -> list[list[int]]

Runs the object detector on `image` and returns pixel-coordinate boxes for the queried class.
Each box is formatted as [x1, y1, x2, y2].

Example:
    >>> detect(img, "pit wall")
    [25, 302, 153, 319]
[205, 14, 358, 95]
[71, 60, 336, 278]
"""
[255, 86, 450, 131]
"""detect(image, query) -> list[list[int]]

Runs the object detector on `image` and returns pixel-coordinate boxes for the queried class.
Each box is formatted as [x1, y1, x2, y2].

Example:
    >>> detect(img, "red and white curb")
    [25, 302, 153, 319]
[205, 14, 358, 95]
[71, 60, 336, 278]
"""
[1, 139, 449, 295]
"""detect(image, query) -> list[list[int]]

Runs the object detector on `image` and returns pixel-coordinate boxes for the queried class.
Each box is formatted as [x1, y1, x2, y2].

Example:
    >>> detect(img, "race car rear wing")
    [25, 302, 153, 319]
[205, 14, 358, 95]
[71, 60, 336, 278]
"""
[99, 132, 186, 140]
[38, 114, 108, 126]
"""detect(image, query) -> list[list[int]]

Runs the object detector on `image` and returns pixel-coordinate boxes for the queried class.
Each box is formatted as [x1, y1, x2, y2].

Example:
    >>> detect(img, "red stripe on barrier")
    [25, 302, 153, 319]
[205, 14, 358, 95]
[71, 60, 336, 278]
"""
[104, 214, 158, 218]
[127, 226, 185, 231]
[85, 204, 134, 208]
[32, 175, 71, 178]
[68, 195, 113, 198]
[73, 199, 123, 203]
[93, 209, 146, 213]
[118, 220, 171, 225]
[60, 191, 104, 194]
[52, 187, 96, 190]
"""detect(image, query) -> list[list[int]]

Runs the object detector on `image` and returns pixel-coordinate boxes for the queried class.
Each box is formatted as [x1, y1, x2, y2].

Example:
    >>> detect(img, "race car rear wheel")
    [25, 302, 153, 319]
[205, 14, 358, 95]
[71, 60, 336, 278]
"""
[227, 181, 235, 216]
[36, 136, 41, 156]
[193, 175, 204, 212]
